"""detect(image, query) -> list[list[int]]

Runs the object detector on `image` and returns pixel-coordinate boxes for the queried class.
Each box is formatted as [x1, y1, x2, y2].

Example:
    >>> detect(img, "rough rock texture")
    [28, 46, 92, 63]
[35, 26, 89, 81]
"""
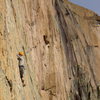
[0, 0, 100, 100]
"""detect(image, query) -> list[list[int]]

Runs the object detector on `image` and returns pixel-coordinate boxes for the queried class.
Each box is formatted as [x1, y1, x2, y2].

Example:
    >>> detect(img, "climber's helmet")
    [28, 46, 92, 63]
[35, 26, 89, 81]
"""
[19, 52, 24, 56]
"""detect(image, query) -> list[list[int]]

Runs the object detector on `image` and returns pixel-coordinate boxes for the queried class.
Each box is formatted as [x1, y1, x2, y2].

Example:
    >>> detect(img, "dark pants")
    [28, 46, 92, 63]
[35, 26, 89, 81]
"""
[19, 65, 24, 79]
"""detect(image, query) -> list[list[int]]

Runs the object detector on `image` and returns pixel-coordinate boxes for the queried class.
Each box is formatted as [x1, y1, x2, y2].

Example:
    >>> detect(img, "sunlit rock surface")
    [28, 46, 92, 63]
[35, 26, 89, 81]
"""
[0, 0, 100, 100]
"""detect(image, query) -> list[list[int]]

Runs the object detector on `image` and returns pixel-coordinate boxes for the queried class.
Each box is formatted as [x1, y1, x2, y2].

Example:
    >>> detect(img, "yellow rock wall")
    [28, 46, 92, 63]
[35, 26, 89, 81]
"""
[0, 0, 100, 100]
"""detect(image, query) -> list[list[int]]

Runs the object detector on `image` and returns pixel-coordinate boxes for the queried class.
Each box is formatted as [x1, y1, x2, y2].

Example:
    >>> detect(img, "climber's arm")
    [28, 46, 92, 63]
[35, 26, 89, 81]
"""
[17, 55, 21, 60]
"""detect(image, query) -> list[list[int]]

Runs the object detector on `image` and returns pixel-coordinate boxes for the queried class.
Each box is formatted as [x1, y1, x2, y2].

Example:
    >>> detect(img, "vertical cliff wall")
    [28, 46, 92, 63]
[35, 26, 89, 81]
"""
[0, 0, 100, 100]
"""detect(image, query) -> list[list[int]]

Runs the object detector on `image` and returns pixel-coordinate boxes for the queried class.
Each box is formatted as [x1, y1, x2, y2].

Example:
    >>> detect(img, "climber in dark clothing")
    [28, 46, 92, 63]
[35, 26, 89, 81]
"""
[17, 52, 26, 87]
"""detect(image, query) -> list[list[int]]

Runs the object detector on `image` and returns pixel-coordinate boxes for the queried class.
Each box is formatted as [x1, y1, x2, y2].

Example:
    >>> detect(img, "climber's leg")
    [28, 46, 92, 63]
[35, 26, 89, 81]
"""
[19, 66, 25, 86]
[19, 66, 24, 79]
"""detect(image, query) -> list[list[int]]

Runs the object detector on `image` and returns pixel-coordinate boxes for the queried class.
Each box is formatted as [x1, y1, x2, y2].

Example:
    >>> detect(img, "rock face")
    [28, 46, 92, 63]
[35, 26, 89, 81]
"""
[0, 0, 100, 100]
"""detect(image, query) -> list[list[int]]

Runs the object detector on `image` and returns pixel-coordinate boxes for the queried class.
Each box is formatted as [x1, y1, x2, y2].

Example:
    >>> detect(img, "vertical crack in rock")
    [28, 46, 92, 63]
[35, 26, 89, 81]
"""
[5, 76, 13, 92]
[43, 35, 50, 45]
